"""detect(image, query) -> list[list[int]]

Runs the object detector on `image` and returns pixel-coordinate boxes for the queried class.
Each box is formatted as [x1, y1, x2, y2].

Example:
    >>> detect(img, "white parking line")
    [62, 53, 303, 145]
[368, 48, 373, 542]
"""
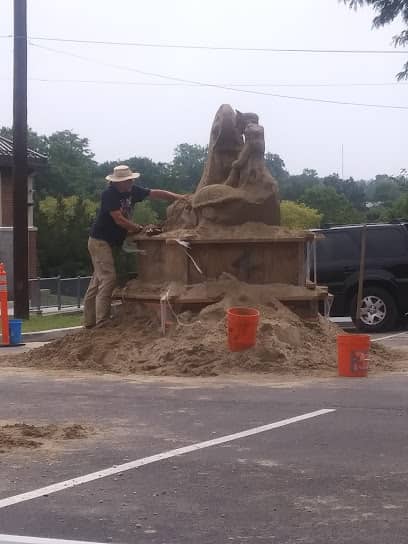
[0, 409, 335, 510]
[371, 331, 408, 343]
[0, 536, 104, 544]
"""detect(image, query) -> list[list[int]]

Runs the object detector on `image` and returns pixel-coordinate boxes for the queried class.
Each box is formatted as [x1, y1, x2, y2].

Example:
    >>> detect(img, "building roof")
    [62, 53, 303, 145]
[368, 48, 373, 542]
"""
[0, 135, 48, 168]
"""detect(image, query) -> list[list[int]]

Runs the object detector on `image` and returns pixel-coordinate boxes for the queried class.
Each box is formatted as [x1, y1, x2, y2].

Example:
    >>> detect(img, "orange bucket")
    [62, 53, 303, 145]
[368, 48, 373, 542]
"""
[227, 307, 260, 352]
[337, 334, 370, 377]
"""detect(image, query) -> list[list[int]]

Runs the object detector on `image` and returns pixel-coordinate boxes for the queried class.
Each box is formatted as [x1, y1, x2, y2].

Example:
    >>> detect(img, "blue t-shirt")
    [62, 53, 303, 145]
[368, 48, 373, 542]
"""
[90, 183, 151, 246]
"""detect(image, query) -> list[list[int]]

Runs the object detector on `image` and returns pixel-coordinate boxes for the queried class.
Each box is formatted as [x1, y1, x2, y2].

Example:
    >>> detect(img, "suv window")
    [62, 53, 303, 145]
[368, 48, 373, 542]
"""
[317, 231, 359, 263]
[366, 228, 407, 259]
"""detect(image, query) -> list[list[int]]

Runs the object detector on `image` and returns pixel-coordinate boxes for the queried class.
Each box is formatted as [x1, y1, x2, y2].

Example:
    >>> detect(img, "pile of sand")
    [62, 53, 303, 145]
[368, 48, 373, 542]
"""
[0, 423, 89, 453]
[0, 278, 398, 377]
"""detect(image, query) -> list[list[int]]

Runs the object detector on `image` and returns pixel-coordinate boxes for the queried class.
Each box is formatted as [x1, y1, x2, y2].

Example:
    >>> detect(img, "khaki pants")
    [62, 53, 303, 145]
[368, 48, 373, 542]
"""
[83, 238, 116, 327]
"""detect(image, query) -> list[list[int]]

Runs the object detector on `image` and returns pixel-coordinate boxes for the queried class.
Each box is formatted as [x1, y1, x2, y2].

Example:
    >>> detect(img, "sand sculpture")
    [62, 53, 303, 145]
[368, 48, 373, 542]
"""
[166, 104, 280, 229]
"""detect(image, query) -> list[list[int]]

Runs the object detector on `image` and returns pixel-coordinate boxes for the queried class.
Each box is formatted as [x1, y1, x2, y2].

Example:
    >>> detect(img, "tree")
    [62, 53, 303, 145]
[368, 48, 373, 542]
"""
[170, 143, 208, 193]
[365, 175, 402, 204]
[279, 169, 320, 201]
[37, 131, 100, 198]
[36, 195, 97, 276]
[389, 194, 408, 220]
[302, 169, 318, 178]
[300, 185, 362, 225]
[342, 0, 408, 79]
[323, 174, 367, 210]
[365, 203, 390, 223]
[281, 201, 322, 228]
[133, 200, 159, 224]
[264, 153, 289, 184]
[1, 127, 101, 199]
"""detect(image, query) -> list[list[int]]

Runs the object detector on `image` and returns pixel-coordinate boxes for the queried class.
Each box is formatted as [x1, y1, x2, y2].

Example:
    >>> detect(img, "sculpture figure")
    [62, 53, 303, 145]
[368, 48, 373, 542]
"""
[166, 104, 280, 229]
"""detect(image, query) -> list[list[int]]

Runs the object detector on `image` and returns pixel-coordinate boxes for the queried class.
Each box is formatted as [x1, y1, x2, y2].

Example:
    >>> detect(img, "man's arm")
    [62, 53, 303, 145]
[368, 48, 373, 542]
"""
[149, 189, 186, 201]
[110, 210, 142, 233]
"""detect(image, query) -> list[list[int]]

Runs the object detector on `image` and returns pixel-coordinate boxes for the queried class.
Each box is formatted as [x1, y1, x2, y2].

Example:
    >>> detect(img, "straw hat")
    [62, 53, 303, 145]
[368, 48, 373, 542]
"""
[105, 165, 140, 182]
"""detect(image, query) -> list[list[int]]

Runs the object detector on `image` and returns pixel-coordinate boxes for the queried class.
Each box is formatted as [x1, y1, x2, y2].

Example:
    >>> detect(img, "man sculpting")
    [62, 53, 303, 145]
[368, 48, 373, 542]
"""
[84, 164, 185, 328]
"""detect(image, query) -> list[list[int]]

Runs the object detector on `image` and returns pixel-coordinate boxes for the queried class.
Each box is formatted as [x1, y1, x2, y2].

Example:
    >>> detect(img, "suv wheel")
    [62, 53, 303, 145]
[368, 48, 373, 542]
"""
[351, 286, 398, 333]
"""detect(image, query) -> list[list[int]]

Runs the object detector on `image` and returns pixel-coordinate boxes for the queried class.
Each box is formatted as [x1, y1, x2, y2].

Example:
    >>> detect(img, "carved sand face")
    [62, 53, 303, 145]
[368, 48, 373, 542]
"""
[235, 110, 259, 133]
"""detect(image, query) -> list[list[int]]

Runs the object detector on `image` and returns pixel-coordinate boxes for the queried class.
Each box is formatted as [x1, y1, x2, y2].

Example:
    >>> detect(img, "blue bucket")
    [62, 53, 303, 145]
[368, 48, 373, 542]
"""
[9, 319, 23, 345]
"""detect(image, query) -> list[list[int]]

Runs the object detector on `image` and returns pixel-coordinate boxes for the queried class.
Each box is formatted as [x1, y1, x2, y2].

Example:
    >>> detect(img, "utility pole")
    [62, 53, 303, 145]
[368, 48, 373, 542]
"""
[341, 144, 344, 179]
[13, 0, 29, 319]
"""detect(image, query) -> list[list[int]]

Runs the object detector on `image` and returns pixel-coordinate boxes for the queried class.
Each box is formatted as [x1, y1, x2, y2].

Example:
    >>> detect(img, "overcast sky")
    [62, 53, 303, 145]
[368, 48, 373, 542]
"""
[0, 0, 406, 179]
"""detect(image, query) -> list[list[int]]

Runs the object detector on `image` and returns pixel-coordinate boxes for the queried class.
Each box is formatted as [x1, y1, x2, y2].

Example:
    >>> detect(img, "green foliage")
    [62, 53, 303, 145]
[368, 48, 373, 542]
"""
[281, 201, 322, 228]
[373, 180, 401, 204]
[170, 143, 208, 192]
[388, 194, 408, 221]
[36, 195, 97, 276]
[279, 169, 320, 201]
[1, 126, 102, 199]
[365, 204, 390, 223]
[264, 153, 289, 183]
[133, 200, 159, 224]
[300, 185, 362, 225]
[38, 131, 100, 198]
[323, 174, 367, 210]
[342, 0, 408, 79]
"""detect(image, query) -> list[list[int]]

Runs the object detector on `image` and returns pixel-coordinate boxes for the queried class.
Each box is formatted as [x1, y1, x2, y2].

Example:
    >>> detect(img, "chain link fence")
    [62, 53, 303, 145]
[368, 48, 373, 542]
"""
[29, 276, 91, 312]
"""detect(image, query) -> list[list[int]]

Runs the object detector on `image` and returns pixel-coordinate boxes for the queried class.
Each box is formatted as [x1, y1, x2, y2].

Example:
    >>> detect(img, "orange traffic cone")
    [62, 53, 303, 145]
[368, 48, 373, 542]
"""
[0, 262, 10, 346]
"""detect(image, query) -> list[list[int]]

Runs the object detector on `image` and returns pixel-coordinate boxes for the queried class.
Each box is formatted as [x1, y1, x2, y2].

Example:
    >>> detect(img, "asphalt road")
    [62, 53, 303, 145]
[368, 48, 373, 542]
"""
[0, 369, 407, 544]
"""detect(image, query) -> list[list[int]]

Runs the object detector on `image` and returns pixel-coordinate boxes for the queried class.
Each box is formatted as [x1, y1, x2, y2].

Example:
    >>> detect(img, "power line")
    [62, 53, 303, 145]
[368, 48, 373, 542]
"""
[2, 76, 407, 88]
[28, 42, 408, 111]
[4, 34, 408, 54]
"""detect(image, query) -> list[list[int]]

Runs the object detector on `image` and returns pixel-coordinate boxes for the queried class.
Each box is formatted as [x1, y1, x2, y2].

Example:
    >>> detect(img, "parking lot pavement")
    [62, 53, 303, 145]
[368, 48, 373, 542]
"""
[370, 330, 408, 349]
[0, 370, 407, 543]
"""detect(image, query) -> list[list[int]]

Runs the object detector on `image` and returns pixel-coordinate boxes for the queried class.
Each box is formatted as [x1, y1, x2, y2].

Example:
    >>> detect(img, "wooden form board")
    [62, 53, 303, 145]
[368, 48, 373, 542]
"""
[113, 288, 328, 303]
[136, 238, 307, 286]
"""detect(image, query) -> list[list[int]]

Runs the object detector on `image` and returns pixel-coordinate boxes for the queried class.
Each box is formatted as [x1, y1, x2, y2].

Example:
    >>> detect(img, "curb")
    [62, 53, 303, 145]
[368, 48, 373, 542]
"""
[22, 326, 83, 342]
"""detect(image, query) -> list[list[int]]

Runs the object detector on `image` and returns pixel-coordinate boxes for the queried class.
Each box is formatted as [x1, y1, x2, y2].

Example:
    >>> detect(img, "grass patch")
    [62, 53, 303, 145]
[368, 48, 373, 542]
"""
[22, 312, 82, 333]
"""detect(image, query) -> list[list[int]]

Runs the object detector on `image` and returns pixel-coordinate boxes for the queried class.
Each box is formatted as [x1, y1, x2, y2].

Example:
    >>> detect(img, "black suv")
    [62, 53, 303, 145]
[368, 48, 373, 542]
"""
[315, 222, 408, 332]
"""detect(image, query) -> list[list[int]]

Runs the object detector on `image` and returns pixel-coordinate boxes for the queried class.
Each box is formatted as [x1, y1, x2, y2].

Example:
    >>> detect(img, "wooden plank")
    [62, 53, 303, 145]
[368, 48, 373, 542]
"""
[134, 237, 309, 286]
[165, 236, 314, 245]
[262, 243, 299, 285]
[136, 240, 165, 282]
[297, 241, 306, 287]
[184, 242, 304, 285]
[113, 291, 221, 304]
[164, 243, 189, 283]
[276, 292, 329, 302]
[113, 290, 327, 303]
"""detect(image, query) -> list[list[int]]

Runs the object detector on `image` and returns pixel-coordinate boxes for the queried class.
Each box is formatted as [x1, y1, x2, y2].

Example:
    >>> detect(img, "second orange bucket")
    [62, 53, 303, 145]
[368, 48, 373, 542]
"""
[227, 307, 260, 352]
[337, 334, 370, 377]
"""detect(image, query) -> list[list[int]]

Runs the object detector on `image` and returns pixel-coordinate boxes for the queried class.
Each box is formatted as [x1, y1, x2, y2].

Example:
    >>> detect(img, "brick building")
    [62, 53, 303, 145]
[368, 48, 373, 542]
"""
[0, 136, 47, 295]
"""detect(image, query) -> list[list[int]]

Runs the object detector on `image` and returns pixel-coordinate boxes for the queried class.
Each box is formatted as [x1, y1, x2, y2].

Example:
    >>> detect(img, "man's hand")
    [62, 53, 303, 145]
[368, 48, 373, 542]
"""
[110, 210, 143, 233]
[130, 224, 143, 234]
